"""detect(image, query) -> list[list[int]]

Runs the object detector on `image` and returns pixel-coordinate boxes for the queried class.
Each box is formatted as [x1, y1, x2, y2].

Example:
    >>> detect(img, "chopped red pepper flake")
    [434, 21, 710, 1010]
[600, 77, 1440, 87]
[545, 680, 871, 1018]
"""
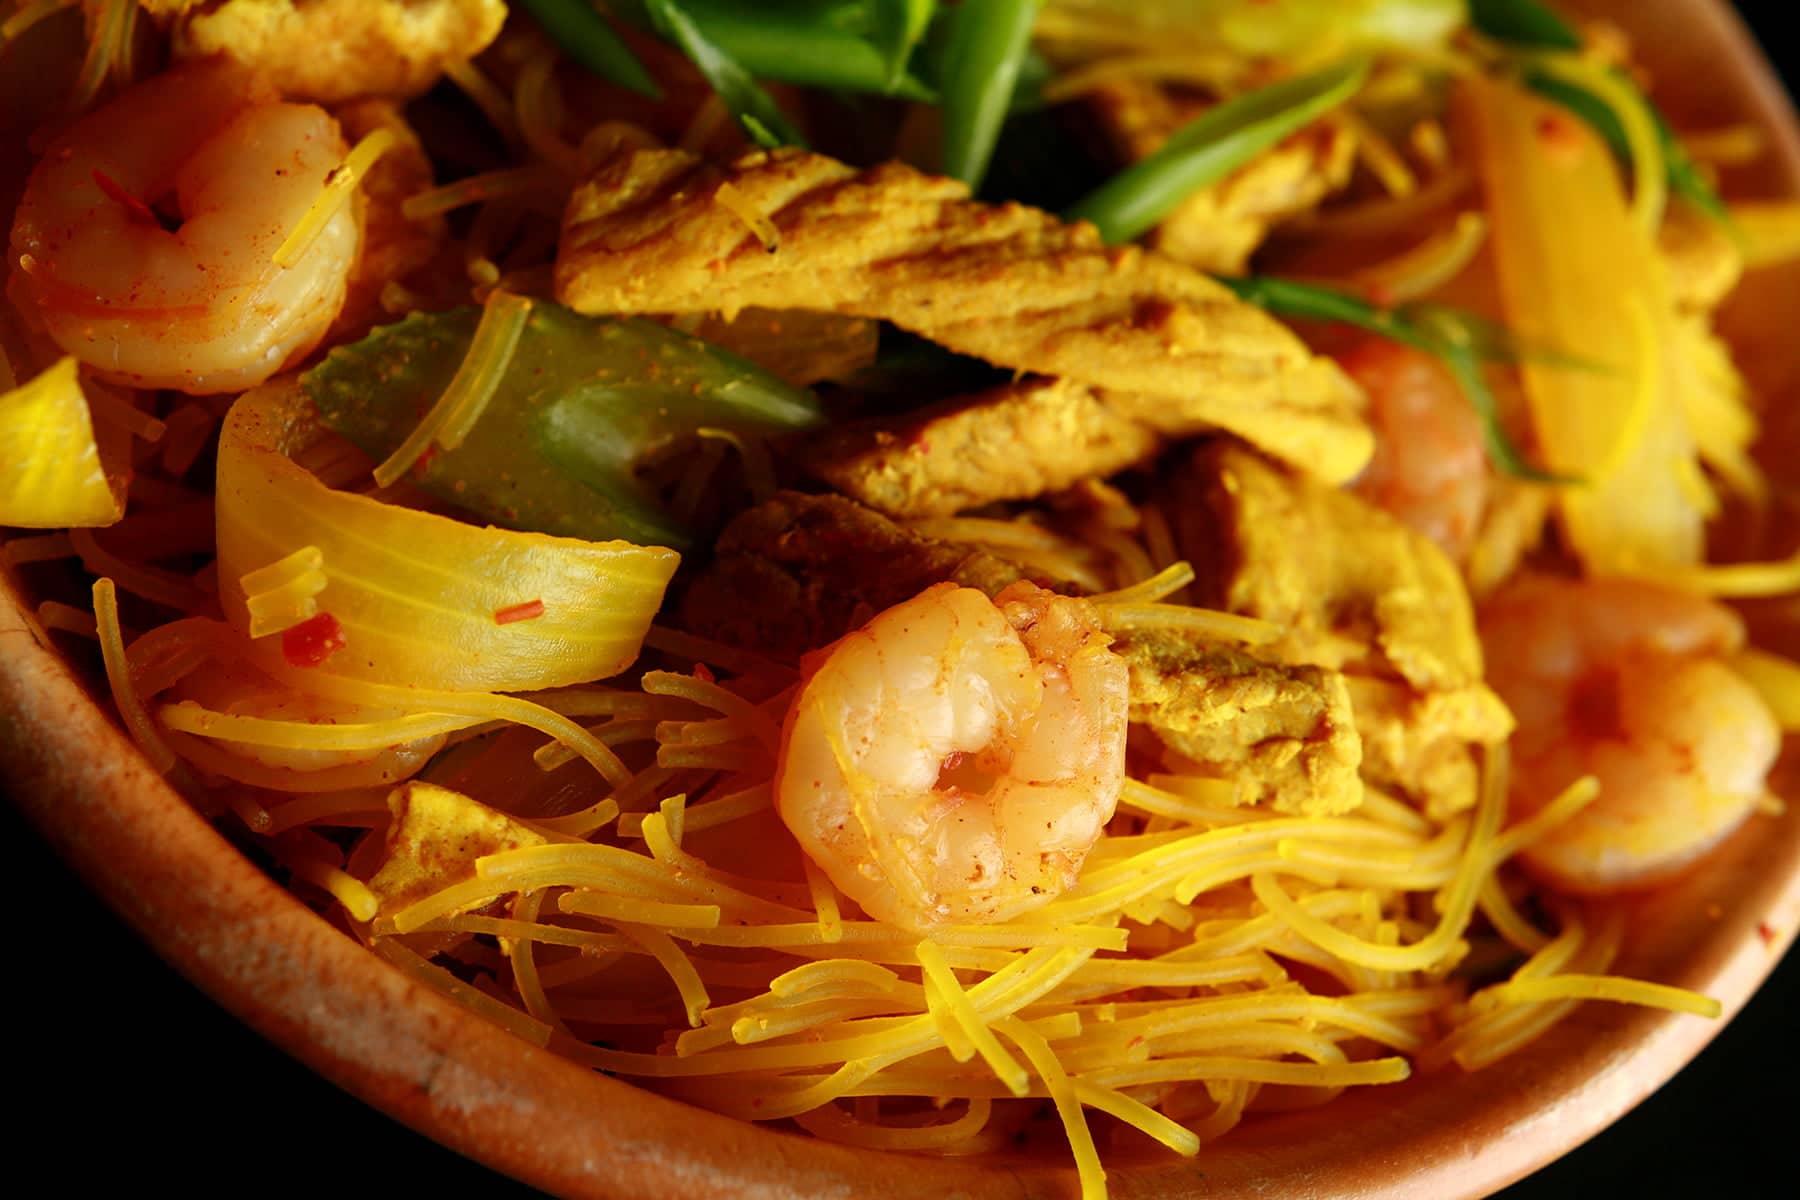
[494, 598, 546, 625]
[1758, 921, 1779, 947]
[282, 612, 347, 668]
[693, 662, 715, 684]
[1536, 112, 1586, 166]
[91, 168, 161, 227]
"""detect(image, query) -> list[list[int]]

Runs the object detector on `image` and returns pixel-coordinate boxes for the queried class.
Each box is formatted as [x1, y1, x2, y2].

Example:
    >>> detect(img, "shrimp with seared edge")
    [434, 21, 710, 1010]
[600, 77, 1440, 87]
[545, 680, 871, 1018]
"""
[1480, 574, 1780, 894]
[8, 60, 359, 394]
[776, 581, 1130, 930]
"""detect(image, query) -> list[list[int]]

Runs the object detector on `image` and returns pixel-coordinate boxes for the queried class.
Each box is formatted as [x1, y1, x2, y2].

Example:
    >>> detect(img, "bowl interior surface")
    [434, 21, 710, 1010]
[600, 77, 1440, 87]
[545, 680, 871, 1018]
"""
[3, 2, 1799, 1198]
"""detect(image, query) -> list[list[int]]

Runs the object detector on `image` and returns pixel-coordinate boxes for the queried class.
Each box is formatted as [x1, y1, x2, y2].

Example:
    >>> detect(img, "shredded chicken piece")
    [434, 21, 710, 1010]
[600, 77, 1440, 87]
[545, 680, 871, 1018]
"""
[1171, 441, 1510, 815]
[1086, 78, 1357, 275]
[1116, 627, 1363, 816]
[1175, 441, 1485, 690]
[1466, 475, 1556, 600]
[158, 0, 505, 104]
[366, 781, 546, 914]
[679, 491, 1063, 662]
[1343, 676, 1513, 821]
[800, 377, 1160, 519]
[556, 146, 1372, 483]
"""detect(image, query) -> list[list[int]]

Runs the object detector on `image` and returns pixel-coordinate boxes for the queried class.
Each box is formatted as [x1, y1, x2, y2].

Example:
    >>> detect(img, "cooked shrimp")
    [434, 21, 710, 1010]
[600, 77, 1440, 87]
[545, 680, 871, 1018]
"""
[776, 581, 1129, 930]
[1480, 574, 1779, 894]
[8, 60, 359, 394]
[1341, 338, 1490, 562]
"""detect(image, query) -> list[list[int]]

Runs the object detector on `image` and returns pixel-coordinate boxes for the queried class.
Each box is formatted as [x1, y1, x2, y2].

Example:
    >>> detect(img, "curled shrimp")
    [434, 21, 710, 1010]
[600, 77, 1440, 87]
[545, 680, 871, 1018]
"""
[1480, 574, 1779, 894]
[776, 581, 1129, 930]
[1340, 338, 1490, 563]
[8, 61, 359, 394]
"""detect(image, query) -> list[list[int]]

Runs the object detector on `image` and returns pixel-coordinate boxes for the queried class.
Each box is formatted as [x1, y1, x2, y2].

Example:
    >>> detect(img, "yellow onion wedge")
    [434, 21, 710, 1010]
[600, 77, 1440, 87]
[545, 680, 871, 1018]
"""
[215, 378, 679, 692]
[0, 357, 123, 528]
[1466, 74, 1703, 575]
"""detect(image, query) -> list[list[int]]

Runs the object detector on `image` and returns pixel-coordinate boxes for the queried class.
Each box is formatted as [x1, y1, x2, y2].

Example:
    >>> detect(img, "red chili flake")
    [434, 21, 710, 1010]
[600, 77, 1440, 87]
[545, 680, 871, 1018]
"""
[91, 168, 160, 227]
[693, 662, 715, 684]
[282, 612, 347, 668]
[1536, 112, 1586, 165]
[1758, 921, 1779, 947]
[413, 442, 441, 475]
[494, 598, 546, 625]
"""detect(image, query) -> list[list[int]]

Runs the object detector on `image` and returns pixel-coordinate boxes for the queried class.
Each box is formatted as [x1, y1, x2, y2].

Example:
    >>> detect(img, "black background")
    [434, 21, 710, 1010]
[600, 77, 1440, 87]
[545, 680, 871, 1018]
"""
[7, 3, 1799, 1196]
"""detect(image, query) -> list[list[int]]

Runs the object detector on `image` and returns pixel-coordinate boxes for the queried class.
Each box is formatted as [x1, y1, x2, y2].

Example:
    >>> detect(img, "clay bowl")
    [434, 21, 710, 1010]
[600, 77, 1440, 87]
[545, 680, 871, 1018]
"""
[5, 0, 1800, 1194]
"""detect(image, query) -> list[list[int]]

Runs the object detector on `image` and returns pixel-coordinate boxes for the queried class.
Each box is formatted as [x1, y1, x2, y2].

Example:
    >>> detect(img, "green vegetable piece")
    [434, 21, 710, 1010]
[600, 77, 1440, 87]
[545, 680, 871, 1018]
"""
[872, 0, 936, 90]
[1064, 57, 1371, 245]
[645, 0, 810, 149]
[305, 303, 825, 551]
[1466, 0, 1581, 50]
[612, 0, 937, 99]
[1009, 45, 1053, 114]
[1219, 275, 1575, 484]
[938, 0, 1039, 189]
[516, 0, 662, 99]
[682, 0, 935, 99]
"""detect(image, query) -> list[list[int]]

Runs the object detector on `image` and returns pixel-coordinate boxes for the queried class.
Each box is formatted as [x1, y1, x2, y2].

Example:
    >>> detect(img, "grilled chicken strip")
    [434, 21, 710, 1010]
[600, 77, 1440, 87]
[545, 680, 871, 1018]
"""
[557, 146, 1371, 482]
[799, 377, 1160, 519]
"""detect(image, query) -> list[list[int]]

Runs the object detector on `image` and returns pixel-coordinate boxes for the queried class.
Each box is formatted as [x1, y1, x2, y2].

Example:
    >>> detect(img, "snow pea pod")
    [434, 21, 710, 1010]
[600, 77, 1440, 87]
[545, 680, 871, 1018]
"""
[305, 303, 825, 551]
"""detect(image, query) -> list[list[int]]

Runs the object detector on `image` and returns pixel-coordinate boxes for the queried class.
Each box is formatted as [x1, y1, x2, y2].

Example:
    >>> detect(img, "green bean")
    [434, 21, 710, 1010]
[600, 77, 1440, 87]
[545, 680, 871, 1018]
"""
[938, 0, 1039, 189]
[1219, 276, 1572, 483]
[515, 0, 661, 99]
[614, 0, 936, 99]
[1064, 57, 1369, 245]
[645, 0, 809, 149]
[1466, 0, 1581, 50]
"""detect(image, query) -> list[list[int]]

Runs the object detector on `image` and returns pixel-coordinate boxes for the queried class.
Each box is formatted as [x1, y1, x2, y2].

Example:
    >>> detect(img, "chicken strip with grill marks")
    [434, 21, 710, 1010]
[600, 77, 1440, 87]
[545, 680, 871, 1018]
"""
[799, 377, 1160, 519]
[556, 146, 1372, 483]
